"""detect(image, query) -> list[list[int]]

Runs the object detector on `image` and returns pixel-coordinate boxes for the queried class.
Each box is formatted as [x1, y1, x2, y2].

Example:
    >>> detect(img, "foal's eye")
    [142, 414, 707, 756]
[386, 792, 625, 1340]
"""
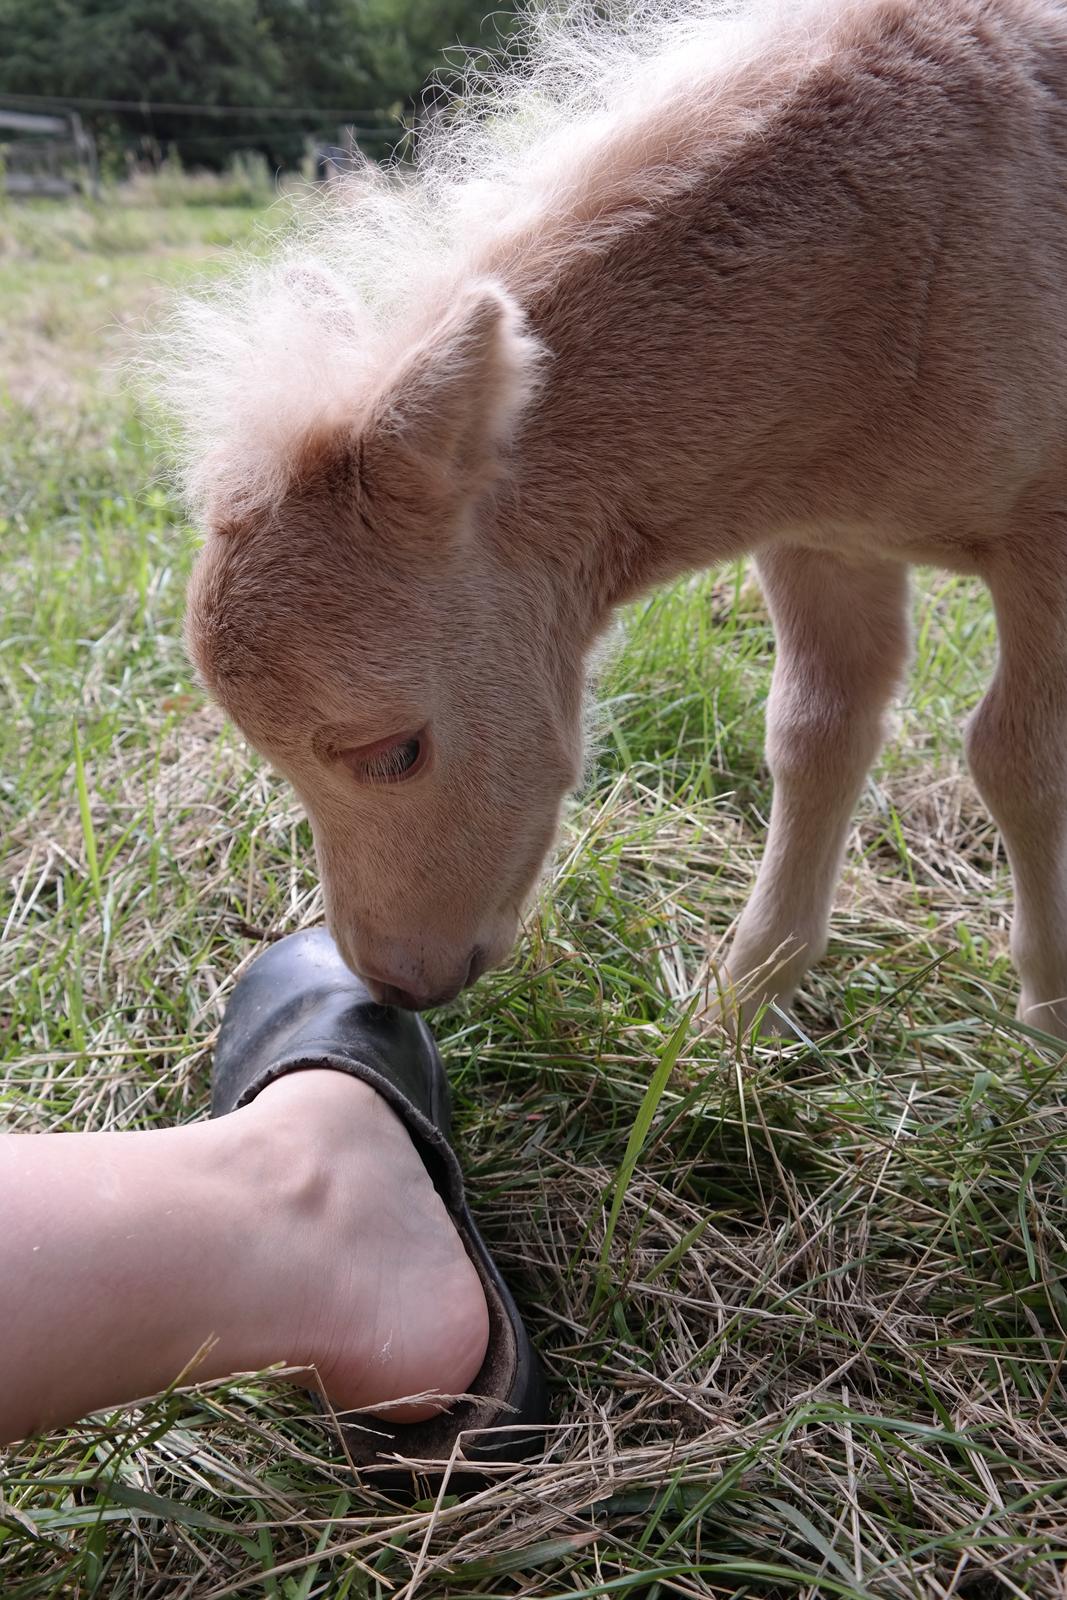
[343, 731, 429, 785]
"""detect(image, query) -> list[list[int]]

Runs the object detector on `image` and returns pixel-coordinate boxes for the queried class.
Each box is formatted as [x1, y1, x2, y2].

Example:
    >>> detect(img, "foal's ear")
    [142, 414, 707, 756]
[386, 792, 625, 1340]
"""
[363, 283, 541, 505]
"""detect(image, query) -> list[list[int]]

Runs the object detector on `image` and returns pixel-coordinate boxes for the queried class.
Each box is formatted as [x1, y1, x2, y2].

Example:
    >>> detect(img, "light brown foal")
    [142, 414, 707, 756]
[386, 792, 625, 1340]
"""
[158, 0, 1067, 1036]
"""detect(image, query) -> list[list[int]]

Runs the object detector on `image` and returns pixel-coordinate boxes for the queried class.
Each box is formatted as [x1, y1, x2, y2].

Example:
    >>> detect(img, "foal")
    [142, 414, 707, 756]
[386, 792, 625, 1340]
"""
[163, 0, 1067, 1036]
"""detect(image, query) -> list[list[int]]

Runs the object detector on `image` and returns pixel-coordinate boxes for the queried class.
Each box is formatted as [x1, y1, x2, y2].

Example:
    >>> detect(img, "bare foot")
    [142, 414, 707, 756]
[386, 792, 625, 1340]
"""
[232, 1070, 490, 1422]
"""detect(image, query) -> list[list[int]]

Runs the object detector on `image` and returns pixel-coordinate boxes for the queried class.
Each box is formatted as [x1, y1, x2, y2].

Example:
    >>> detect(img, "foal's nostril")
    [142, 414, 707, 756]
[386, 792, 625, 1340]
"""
[464, 946, 487, 988]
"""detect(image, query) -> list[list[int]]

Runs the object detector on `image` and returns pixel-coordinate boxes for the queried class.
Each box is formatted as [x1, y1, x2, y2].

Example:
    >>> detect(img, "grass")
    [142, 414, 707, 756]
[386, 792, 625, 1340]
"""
[2, 197, 1067, 1600]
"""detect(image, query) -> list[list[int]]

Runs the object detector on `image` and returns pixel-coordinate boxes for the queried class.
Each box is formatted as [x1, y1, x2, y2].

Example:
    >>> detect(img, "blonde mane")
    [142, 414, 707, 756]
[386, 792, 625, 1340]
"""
[147, 0, 873, 521]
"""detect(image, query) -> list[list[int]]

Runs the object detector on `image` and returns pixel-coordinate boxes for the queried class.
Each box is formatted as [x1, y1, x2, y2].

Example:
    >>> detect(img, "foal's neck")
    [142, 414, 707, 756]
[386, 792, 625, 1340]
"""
[485, 28, 952, 636]
[497, 174, 917, 632]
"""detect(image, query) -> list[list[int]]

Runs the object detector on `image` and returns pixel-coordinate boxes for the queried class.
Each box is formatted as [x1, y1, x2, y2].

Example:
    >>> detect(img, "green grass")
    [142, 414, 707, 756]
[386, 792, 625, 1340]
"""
[2, 199, 1067, 1599]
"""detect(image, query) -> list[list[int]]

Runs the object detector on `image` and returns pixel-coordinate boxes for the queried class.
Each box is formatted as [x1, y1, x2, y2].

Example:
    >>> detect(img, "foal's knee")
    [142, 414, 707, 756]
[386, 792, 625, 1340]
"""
[964, 688, 1042, 828]
[963, 696, 1004, 811]
[766, 663, 903, 785]
[767, 612, 909, 777]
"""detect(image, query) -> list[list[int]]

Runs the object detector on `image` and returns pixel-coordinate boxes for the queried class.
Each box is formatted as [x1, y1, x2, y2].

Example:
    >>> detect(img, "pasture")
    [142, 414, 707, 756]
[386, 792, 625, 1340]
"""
[2, 194, 1066, 1598]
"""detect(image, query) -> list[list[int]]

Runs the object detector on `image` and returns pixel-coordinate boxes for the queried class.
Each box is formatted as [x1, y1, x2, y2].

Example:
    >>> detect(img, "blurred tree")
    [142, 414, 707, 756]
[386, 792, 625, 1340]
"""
[0, 0, 515, 170]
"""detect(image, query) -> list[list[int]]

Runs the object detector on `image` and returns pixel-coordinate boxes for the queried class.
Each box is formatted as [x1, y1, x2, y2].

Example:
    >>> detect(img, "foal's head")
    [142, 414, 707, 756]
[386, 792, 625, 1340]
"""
[186, 284, 585, 1007]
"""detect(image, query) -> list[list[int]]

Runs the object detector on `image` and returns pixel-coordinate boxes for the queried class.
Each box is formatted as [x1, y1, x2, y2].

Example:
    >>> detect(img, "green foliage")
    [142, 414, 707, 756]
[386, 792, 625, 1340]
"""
[134, 149, 279, 207]
[352, 0, 518, 128]
[0, 0, 514, 169]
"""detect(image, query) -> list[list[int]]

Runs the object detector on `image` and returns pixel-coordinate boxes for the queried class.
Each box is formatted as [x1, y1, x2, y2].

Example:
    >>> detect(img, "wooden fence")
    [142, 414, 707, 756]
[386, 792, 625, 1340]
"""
[1, 107, 99, 197]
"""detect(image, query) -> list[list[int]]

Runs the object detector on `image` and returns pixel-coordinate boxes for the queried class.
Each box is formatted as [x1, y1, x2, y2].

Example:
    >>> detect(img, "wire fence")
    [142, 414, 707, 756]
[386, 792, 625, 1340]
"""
[1, 90, 406, 197]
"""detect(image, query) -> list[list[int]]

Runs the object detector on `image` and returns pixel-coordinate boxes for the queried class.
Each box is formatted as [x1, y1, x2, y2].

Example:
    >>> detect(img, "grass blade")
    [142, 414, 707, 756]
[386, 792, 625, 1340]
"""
[594, 998, 698, 1310]
[71, 718, 102, 908]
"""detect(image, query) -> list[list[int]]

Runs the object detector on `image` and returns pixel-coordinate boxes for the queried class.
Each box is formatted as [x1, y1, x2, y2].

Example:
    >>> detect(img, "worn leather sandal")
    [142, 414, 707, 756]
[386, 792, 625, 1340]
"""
[211, 927, 549, 1486]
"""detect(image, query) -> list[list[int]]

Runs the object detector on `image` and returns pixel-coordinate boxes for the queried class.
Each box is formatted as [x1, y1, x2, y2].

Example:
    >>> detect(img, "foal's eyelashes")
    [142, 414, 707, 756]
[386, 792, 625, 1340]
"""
[323, 728, 432, 786]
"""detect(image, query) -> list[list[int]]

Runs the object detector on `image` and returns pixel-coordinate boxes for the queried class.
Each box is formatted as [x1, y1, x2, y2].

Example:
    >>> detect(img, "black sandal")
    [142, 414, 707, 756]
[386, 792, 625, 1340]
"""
[210, 927, 549, 1485]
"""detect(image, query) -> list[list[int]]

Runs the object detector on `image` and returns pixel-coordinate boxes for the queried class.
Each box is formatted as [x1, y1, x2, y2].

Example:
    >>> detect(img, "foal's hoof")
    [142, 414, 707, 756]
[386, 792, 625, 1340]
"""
[1017, 990, 1067, 1043]
[701, 977, 803, 1042]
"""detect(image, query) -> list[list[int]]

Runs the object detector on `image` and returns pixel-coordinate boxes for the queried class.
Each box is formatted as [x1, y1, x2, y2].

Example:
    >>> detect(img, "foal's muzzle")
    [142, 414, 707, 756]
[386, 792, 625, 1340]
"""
[361, 945, 487, 1011]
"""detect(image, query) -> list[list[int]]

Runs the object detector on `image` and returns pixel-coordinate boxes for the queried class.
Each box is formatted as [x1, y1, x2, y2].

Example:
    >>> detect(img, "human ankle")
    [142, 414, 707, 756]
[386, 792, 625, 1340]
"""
[196, 1085, 363, 1379]
[213, 1068, 491, 1421]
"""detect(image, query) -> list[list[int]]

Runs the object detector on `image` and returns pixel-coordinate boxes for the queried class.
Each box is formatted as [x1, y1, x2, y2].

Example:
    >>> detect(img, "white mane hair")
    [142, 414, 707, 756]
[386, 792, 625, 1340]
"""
[146, 0, 848, 522]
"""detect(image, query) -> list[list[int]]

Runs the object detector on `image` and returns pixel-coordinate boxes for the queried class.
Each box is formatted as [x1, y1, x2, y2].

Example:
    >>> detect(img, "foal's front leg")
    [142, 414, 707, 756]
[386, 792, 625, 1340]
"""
[714, 546, 910, 1034]
[965, 545, 1067, 1040]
